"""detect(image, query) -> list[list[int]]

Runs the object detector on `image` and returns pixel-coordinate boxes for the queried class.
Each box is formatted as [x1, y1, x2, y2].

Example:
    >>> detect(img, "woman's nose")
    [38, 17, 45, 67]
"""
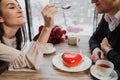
[16, 6, 22, 13]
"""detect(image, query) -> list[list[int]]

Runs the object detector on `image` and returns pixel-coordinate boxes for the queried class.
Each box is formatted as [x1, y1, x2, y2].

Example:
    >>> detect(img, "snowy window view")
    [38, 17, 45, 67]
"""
[29, 0, 95, 37]
[18, 0, 30, 41]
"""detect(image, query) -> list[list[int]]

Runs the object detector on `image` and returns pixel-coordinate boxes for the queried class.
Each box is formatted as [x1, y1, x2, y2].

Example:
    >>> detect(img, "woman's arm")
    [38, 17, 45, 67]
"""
[0, 41, 45, 70]
[37, 4, 58, 45]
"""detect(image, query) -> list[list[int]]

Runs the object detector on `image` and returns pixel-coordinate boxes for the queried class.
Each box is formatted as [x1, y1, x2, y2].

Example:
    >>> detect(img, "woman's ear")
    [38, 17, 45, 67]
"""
[0, 17, 4, 22]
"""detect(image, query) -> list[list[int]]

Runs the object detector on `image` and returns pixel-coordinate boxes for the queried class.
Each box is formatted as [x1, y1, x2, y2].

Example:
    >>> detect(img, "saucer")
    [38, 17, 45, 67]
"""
[90, 65, 118, 80]
[44, 47, 56, 54]
[44, 43, 56, 54]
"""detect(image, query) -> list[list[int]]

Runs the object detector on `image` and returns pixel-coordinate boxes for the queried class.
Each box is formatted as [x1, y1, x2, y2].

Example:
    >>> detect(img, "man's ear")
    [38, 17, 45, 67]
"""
[0, 17, 4, 22]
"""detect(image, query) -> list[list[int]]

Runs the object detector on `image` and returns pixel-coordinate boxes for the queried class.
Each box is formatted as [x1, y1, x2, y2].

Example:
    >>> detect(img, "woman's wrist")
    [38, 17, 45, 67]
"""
[37, 26, 53, 45]
[43, 26, 53, 32]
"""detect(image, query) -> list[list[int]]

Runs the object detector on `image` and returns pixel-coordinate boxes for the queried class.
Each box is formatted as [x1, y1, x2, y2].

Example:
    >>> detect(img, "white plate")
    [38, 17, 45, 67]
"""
[44, 47, 56, 54]
[90, 65, 118, 80]
[52, 53, 92, 72]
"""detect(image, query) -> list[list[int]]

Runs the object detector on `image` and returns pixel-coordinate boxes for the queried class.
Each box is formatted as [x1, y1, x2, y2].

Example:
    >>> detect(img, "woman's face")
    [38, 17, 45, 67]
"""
[91, 0, 119, 14]
[0, 0, 26, 27]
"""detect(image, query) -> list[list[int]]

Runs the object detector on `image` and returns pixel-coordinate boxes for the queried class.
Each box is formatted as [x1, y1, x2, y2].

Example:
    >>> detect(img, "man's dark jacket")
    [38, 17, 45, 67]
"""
[89, 15, 120, 73]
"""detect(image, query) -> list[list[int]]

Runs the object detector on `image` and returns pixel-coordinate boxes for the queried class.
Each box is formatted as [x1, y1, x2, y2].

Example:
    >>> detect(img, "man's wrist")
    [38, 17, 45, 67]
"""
[105, 47, 112, 54]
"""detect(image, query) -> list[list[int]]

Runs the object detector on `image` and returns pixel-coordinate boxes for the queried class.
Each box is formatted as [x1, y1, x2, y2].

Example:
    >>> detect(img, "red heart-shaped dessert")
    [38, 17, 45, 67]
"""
[61, 52, 82, 67]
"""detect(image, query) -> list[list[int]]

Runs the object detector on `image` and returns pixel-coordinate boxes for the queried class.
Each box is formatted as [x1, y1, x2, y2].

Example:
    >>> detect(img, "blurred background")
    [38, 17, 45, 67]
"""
[18, 0, 98, 41]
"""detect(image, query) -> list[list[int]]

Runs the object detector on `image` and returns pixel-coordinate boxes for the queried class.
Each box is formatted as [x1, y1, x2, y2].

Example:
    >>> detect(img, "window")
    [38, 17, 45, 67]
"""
[27, 0, 96, 38]
[18, 0, 32, 48]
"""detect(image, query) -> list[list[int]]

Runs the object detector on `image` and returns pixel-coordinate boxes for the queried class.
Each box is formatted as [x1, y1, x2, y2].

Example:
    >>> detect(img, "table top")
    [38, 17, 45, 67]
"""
[0, 36, 95, 80]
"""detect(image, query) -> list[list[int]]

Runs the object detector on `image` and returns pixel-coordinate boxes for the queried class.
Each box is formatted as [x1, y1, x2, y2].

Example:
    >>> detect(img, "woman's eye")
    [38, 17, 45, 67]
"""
[9, 6, 15, 9]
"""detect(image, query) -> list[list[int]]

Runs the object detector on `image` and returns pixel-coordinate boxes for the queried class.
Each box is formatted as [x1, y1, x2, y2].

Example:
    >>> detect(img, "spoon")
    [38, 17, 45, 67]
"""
[55, 4, 71, 10]
[61, 5, 71, 10]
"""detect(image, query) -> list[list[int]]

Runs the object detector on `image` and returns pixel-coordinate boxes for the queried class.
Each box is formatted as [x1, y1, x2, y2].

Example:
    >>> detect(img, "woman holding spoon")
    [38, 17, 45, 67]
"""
[0, 0, 57, 74]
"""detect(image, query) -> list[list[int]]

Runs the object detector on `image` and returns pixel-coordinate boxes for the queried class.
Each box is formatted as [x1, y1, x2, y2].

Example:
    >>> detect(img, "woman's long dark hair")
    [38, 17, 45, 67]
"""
[0, 0, 26, 74]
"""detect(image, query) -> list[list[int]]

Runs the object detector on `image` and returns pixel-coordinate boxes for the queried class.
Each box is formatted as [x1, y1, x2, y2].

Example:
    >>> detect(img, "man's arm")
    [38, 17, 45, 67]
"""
[89, 15, 107, 62]
[89, 15, 107, 52]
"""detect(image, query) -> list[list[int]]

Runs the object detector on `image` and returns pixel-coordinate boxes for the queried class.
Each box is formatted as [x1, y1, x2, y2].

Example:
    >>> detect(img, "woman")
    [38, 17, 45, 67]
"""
[0, 0, 58, 73]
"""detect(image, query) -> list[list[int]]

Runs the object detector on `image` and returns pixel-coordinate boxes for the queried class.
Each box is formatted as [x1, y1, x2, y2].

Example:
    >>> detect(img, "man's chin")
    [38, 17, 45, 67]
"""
[96, 10, 104, 14]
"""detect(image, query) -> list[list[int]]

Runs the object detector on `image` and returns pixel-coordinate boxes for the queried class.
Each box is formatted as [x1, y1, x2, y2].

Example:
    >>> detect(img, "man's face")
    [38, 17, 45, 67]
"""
[91, 0, 118, 14]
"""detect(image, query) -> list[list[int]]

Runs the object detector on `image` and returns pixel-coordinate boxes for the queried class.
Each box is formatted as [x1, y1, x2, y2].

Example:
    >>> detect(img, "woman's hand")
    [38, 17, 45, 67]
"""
[91, 48, 105, 63]
[37, 4, 58, 45]
[41, 4, 58, 29]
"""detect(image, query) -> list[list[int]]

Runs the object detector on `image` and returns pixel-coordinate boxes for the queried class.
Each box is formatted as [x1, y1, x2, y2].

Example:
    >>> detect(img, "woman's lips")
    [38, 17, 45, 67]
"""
[17, 15, 24, 18]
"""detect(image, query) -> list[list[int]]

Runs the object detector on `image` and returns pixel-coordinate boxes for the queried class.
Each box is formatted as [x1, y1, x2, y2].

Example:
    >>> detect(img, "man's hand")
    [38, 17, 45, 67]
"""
[101, 37, 112, 54]
[91, 48, 105, 63]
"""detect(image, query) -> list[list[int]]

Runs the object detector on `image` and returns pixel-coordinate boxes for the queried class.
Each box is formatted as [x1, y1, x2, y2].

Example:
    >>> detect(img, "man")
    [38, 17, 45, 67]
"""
[89, 0, 120, 73]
